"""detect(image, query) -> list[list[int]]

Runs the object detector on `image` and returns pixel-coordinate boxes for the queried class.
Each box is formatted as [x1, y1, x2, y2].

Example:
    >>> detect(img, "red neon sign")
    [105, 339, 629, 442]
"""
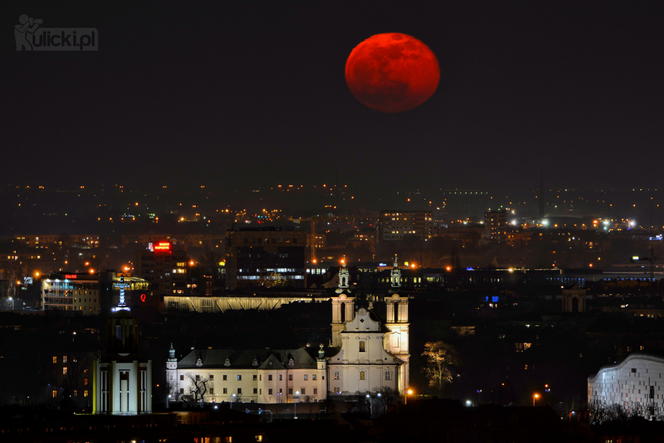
[64, 274, 77, 279]
[140, 293, 146, 303]
[154, 241, 171, 252]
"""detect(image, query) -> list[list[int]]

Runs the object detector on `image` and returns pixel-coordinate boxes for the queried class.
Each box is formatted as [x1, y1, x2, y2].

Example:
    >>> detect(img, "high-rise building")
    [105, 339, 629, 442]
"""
[133, 241, 188, 295]
[378, 210, 432, 241]
[484, 209, 509, 244]
[41, 272, 100, 314]
[225, 226, 308, 290]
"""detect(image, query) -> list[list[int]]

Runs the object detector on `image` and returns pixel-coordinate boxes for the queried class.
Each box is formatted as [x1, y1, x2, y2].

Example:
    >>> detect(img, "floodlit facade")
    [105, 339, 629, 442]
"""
[93, 314, 152, 415]
[328, 259, 408, 396]
[588, 353, 664, 420]
[167, 347, 327, 404]
[42, 272, 100, 314]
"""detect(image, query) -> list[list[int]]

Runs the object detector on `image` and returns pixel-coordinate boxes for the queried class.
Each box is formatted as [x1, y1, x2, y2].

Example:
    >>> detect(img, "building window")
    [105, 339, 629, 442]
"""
[312, 374, 316, 380]
[360, 371, 366, 380]
[334, 387, 340, 394]
[359, 341, 366, 352]
[53, 356, 57, 364]
[237, 388, 242, 394]
[289, 374, 293, 381]
[269, 389, 273, 395]
[223, 375, 227, 381]
[196, 374, 200, 381]
[301, 388, 306, 395]
[289, 388, 293, 394]
[279, 374, 283, 381]
[226, 437, 232, 443]
[223, 388, 228, 394]
[210, 375, 214, 381]
[385, 371, 391, 380]
[237, 375, 242, 381]
[313, 388, 317, 395]
[52, 390, 57, 398]
[84, 378, 89, 386]
[84, 390, 89, 398]
[63, 355, 68, 363]
[268, 375, 273, 381]
[210, 388, 215, 395]
[334, 371, 340, 380]
[180, 375, 184, 381]
[253, 388, 258, 394]
[304, 375, 308, 381]
[63, 367, 68, 375]
[253, 375, 257, 381]
[180, 388, 185, 394]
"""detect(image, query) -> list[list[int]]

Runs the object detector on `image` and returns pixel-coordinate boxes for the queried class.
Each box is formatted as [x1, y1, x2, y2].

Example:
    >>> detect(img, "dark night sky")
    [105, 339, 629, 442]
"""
[3, 1, 664, 198]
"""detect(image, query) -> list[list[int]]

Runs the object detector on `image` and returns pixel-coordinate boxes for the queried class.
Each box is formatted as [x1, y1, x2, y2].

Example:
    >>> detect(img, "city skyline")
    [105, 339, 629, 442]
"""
[3, 2, 664, 196]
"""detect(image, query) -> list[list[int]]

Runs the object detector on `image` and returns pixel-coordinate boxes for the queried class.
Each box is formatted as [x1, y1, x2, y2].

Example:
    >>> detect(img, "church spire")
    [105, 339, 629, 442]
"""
[390, 254, 402, 289]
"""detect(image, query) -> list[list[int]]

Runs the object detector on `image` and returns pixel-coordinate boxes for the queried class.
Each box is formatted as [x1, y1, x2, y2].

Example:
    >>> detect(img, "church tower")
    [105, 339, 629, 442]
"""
[384, 256, 410, 392]
[331, 262, 354, 347]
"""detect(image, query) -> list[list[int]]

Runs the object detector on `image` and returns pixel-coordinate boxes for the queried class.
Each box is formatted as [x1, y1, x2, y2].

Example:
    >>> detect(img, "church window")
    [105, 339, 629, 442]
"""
[334, 371, 340, 380]
[385, 371, 391, 380]
[360, 371, 366, 380]
[359, 341, 366, 352]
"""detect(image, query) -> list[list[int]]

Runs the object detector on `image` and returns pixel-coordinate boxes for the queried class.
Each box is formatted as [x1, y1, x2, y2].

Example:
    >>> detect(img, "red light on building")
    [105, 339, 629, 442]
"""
[140, 293, 146, 303]
[64, 274, 77, 279]
[154, 241, 171, 252]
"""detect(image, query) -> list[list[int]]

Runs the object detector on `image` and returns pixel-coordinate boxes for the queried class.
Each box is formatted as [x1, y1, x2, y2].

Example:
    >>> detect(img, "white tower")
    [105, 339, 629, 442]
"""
[384, 256, 410, 393]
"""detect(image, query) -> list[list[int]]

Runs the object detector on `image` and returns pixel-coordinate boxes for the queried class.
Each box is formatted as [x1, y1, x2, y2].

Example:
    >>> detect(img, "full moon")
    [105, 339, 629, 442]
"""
[345, 33, 440, 113]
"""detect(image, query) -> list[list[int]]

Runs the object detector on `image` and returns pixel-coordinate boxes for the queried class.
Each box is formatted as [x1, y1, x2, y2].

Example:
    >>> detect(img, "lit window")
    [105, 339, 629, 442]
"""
[53, 356, 58, 364]
[63, 367, 68, 375]
[359, 341, 366, 352]
[334, 371, 340, 380]
[360, 371, 365, 380]
[84, 378, 89, 386]
[52, 390, 57, 398]
[84, 390, 89, 398]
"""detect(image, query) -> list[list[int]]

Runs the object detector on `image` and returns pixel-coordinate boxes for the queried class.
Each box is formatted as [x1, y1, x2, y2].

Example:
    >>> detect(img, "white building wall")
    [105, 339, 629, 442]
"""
[588, 353, 664, 419]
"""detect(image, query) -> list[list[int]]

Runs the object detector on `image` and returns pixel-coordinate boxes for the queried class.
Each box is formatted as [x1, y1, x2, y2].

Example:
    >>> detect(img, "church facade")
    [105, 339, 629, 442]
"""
[166, 257, 410, 404]
[327, 258, 409, 396]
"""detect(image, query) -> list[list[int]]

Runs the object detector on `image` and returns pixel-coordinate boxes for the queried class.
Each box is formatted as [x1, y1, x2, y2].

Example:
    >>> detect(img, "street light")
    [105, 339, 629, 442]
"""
[294, 391, 299, 419]
[404, 388, 413, 405]
[533, 393, 540, 407]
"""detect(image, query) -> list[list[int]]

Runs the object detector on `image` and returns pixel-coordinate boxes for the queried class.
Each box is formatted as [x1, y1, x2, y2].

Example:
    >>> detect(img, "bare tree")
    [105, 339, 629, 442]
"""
[422, 341, 461, 396]
[182, 374, 210, 405]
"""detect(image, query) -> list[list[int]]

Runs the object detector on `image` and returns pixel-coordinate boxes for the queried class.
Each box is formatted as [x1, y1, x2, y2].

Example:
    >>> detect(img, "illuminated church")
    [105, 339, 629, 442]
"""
[327, 257, 410, 396]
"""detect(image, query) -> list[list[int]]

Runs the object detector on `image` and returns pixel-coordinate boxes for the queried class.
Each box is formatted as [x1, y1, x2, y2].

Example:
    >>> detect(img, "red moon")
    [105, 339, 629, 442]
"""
[345, 33, 440, 113]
